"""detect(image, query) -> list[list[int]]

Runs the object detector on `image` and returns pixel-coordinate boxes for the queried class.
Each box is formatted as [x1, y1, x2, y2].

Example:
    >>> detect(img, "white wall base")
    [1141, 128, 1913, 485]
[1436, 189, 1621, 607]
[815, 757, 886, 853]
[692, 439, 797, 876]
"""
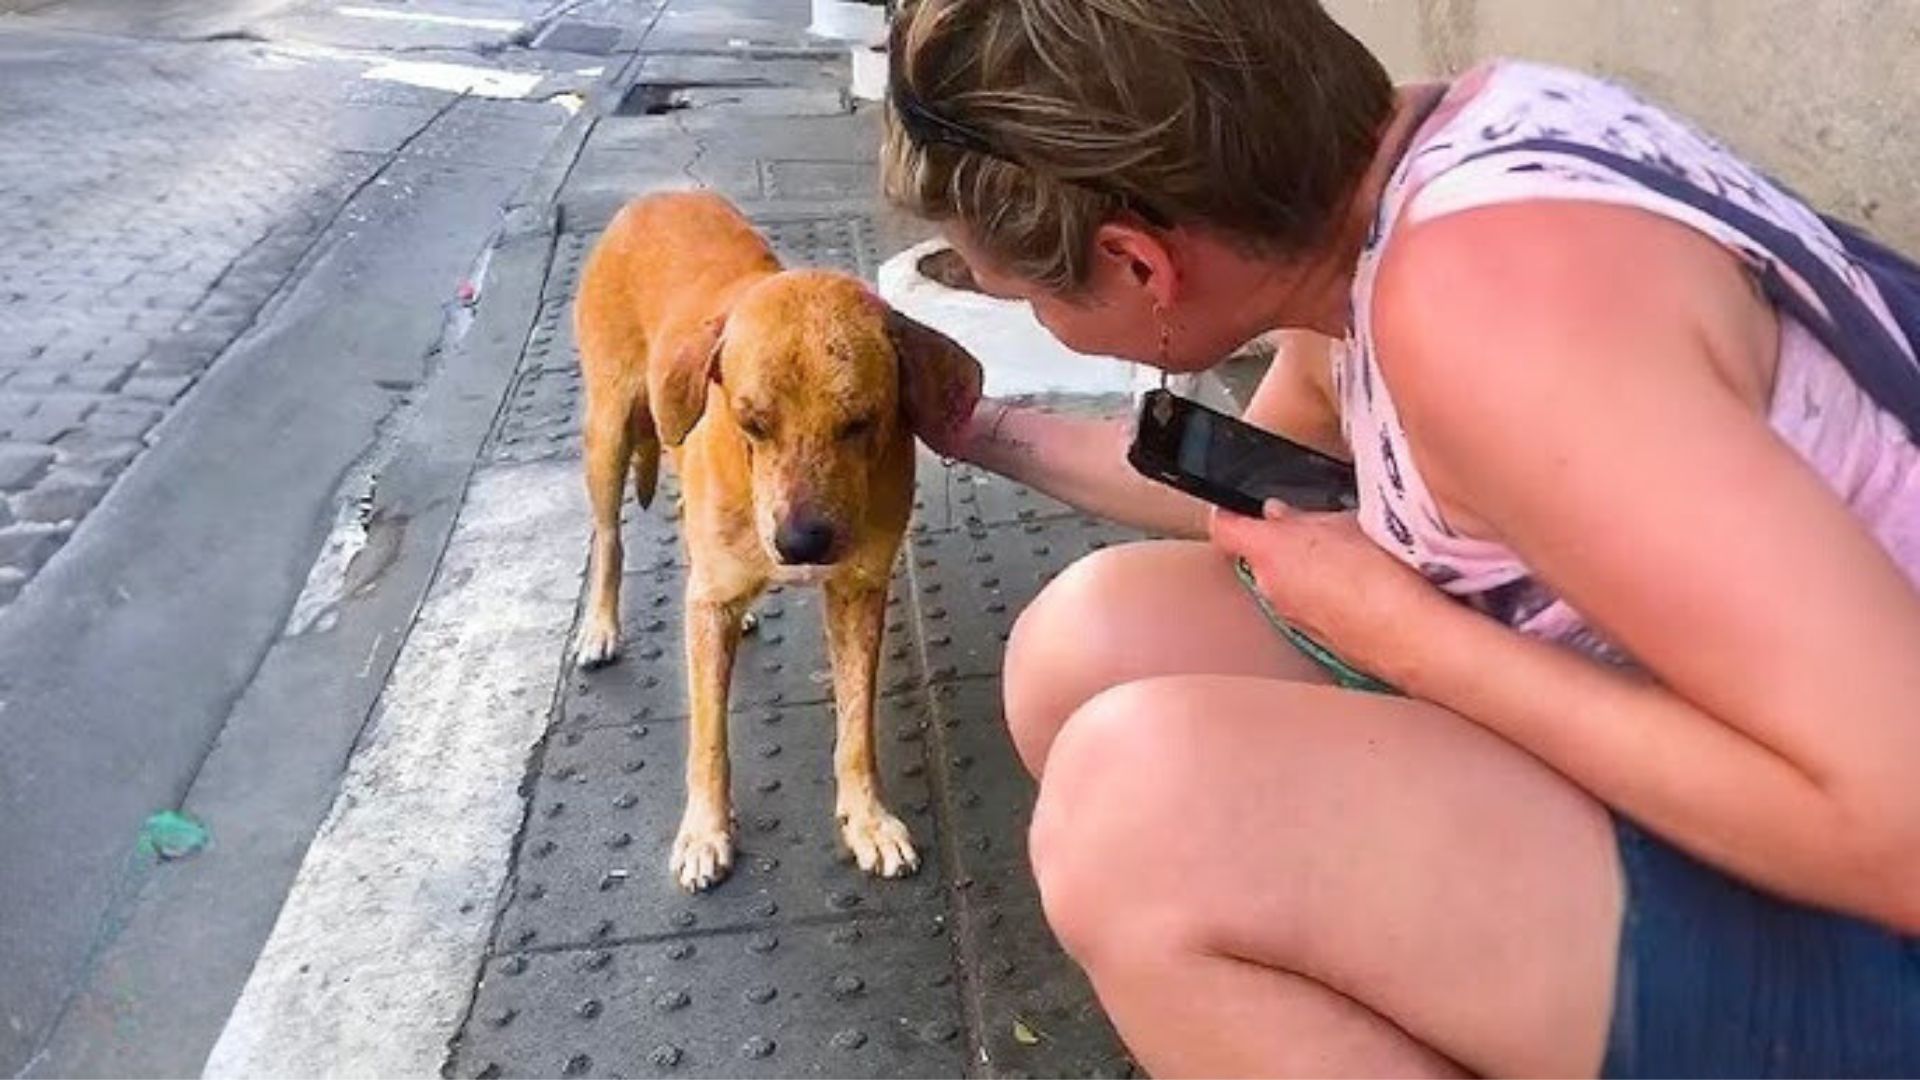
[850, 44, 887, 102]
[878, 240, 1145, 399]
[809, 0, 886, 44]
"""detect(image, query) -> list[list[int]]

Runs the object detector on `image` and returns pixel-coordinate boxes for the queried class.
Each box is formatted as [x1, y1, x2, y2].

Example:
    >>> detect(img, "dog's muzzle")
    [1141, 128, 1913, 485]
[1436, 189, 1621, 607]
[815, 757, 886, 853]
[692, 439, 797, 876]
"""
[773, 512, 839, 565]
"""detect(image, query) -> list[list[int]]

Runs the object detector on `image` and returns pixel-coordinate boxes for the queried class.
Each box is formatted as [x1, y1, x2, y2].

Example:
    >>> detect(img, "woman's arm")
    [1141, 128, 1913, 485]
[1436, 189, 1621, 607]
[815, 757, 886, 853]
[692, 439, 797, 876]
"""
[951, 332, 1348, 538]
[1239, 330, 1351, 461]
[956, 402, 1210, 538]
[1362, 201, 1920, 930]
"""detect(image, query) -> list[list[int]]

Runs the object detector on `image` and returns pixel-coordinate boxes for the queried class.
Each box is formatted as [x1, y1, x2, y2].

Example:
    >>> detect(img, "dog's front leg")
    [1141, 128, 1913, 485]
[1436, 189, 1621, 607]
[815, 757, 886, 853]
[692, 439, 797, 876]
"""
[824, 577, 919, 878]
[673, 587, 747, 891]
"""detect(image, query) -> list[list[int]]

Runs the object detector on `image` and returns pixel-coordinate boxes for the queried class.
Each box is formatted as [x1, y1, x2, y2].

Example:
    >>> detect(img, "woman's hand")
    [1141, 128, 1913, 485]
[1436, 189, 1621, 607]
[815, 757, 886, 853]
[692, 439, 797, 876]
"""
[1209, 500, 1439, 666]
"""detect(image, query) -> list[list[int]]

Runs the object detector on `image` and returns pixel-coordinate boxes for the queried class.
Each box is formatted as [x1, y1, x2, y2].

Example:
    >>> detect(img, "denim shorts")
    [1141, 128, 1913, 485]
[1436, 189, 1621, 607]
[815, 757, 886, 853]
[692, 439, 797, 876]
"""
[1233, 560, 1920, 1073]
[1604, 817, 1920, 1077]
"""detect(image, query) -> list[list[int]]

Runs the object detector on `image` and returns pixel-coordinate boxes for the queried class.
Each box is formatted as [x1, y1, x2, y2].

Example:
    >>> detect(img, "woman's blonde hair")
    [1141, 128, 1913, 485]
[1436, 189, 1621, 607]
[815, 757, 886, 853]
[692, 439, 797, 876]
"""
[882, 0, 1394, 292]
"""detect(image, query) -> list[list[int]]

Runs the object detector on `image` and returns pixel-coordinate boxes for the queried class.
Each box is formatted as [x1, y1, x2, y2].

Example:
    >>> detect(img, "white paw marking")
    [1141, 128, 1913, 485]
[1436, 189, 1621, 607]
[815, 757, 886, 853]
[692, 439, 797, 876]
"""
[671, 814, 734, 892]
[841, 807, 919, 879]
[574, 618, 621, 669]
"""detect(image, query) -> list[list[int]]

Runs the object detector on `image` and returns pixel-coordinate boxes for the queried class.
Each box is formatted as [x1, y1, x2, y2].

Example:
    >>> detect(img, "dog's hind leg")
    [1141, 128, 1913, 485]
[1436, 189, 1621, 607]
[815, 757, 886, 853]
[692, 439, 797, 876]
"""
[673, 579, 754, 891]
[824, 576, 919, 878]
[575, 389, 633, 668]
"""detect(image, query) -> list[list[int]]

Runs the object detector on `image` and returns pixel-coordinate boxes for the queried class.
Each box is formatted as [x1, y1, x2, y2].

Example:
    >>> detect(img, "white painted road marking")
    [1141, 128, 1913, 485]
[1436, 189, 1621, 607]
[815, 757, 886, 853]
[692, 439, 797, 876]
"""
[203, 462, 585, 1078]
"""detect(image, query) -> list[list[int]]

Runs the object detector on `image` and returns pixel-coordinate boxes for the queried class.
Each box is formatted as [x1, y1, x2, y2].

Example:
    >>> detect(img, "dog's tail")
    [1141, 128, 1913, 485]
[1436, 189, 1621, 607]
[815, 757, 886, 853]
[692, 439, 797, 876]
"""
[629, 401, 662, 510]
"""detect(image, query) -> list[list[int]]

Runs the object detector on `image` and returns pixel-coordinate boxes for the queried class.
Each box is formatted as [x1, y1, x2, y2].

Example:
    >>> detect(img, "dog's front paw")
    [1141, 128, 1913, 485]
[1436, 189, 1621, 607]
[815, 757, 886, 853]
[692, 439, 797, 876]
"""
[671, 812, 734, 892]
[840, 806, 919, 879]
[574, 617, 622, 669]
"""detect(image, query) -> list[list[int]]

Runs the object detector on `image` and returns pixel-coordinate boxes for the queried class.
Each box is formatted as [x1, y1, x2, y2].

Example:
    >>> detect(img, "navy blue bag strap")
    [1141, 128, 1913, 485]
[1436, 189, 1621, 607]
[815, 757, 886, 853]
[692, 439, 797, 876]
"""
[1458, 138, 1920, 442]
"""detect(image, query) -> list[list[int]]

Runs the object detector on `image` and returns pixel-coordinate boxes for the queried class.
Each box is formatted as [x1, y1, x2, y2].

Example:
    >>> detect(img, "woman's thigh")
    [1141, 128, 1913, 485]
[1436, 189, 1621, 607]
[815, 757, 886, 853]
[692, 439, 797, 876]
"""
[1033, 675, 1623, 1078]
[1004, 539, 1331, 774]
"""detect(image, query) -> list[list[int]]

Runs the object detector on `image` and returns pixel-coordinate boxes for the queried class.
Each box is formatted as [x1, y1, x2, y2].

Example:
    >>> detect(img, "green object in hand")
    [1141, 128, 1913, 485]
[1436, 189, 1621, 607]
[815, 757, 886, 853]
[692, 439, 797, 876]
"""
[1233, 558, 1400, 695]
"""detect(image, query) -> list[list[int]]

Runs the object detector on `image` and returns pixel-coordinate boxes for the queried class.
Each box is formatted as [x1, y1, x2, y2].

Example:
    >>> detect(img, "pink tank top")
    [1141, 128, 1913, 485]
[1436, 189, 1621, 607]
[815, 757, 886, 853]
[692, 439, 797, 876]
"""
[1343, 60, 1920, 664]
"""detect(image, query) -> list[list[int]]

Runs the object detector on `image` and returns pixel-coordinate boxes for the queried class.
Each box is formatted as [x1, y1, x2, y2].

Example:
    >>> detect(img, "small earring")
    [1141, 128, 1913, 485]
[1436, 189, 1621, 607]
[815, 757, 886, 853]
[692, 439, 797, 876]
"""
[1152, 304, 1172, 368]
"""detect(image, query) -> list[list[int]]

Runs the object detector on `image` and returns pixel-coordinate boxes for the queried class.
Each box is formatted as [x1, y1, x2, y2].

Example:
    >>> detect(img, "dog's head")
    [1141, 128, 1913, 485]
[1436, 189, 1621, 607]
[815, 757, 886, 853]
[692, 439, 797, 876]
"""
[650, 269, 978, 568]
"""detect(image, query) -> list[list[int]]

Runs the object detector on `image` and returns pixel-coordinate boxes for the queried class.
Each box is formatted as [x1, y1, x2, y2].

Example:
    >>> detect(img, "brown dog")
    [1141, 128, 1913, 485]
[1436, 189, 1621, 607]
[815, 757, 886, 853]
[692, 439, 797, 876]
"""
[572, 191, 978, 891]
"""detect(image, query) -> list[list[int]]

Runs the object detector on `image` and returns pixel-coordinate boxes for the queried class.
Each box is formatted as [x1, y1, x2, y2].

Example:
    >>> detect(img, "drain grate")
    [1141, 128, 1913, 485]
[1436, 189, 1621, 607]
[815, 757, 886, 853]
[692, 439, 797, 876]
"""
[615, 82, 693, 116]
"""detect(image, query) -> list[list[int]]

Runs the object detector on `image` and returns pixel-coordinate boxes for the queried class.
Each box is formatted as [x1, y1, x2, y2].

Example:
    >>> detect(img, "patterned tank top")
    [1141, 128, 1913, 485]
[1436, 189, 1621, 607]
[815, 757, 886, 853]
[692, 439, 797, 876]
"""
[1341, 60, 1920, 665]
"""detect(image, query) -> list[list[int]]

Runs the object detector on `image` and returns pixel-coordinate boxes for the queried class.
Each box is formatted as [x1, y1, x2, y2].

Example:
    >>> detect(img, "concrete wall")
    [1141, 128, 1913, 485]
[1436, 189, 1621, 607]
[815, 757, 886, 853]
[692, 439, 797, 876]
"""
[1325, 0, 1920, 251]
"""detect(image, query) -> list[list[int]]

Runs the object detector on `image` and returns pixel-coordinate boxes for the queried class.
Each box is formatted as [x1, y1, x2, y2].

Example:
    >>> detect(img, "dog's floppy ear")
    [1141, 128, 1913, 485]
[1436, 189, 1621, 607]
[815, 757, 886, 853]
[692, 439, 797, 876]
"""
[886, 310, 983, 437]
[650, 315, 727, 447]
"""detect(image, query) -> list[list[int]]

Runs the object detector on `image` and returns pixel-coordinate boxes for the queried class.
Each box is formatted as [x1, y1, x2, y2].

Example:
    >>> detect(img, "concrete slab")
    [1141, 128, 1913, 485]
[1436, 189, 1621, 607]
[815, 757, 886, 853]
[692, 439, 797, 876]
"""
[403, 97, 570, 169]
[640, 0, 817, 53]
[449, 915, 971, 1079]
[637, 51, 843, 90]
[587, 109, 881, 161]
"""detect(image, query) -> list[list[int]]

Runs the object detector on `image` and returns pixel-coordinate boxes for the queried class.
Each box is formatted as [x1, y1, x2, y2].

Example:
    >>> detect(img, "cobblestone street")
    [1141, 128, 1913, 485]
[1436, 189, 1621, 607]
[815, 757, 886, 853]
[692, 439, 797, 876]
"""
[0, 2, 603, 606]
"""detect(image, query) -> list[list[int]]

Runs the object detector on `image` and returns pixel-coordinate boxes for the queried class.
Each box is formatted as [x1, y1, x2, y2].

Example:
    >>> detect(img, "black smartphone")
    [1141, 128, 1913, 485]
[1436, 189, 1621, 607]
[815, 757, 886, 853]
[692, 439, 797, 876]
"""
[1127, 388, 1358, 516]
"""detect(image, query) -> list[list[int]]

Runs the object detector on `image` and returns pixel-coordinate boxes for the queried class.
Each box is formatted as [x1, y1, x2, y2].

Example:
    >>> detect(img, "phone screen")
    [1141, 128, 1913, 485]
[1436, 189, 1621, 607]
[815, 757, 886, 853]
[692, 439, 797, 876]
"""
[1131, 390, 1357, 514]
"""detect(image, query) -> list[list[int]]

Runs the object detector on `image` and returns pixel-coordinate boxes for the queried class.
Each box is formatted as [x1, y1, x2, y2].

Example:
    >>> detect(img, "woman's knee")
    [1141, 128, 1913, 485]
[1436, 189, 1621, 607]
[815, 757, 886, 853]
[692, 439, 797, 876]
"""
[1028, 679, 1206, 965]
[1003, 542, 1174, 775]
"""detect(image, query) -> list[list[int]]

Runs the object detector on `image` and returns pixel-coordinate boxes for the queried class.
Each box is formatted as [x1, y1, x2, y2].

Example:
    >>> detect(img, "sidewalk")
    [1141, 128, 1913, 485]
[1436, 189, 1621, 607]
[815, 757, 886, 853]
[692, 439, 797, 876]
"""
[204, 1, 1140, 1076]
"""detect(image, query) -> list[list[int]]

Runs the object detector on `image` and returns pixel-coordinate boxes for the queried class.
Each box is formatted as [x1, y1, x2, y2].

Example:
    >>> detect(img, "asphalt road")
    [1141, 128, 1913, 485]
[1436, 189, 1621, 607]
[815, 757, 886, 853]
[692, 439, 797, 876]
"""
[0, 0, 646, 1071]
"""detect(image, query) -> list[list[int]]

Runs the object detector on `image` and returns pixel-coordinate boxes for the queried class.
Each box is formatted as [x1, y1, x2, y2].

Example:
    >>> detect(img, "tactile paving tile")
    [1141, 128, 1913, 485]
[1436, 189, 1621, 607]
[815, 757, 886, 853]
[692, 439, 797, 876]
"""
[491, 364, 583, 463]
[563, 569, 924, 727]
[454, 449, 1151, 1078]
[535, 19, 625, 55]
[524, 295, 581, 373]
[546, 231, 596, 303]
[968, 893, 1133, 1080]
[450, 915, 969, 1080]
[924, 678, 1035, 888]
[904, 516, 1138, 681]
[761, 161, 874, 202]
[912, 669, 1131, 1072]
[910, 456, 1080, 534]
[759, 215, 880, 280]
[496, 691, 943, 951]
[487, 230, 594, 463]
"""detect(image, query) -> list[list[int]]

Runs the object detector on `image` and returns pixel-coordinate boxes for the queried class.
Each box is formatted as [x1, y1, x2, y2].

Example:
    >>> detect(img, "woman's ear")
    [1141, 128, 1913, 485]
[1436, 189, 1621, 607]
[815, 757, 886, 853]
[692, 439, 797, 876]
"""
[1092, 220, 1178, 308]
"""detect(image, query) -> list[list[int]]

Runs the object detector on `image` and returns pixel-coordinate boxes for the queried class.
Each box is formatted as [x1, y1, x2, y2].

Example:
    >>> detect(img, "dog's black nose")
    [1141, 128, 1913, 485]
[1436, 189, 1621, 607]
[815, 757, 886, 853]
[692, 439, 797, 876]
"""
[773, 514, 838, 565]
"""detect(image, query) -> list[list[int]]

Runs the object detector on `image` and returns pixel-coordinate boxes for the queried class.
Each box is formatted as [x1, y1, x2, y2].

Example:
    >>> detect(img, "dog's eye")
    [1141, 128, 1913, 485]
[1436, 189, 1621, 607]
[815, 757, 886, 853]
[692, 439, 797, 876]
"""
[738, 417, 770, 441]
[837, 416, 874, 442]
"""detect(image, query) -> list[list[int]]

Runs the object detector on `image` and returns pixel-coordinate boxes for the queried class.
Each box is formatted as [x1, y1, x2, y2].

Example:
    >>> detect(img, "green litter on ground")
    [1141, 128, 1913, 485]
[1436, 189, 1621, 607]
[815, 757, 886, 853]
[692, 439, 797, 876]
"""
[139, 810, 210, 860]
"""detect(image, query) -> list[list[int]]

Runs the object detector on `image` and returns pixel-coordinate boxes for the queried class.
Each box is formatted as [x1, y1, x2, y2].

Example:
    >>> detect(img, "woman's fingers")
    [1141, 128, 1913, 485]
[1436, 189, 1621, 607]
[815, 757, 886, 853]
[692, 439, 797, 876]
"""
[1209, 500, 1301, 563]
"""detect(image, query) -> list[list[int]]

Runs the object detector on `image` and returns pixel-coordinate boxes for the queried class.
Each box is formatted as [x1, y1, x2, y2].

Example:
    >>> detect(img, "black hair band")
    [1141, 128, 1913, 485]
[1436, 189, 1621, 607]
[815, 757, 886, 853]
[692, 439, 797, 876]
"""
[889, 80, 1173, 228]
